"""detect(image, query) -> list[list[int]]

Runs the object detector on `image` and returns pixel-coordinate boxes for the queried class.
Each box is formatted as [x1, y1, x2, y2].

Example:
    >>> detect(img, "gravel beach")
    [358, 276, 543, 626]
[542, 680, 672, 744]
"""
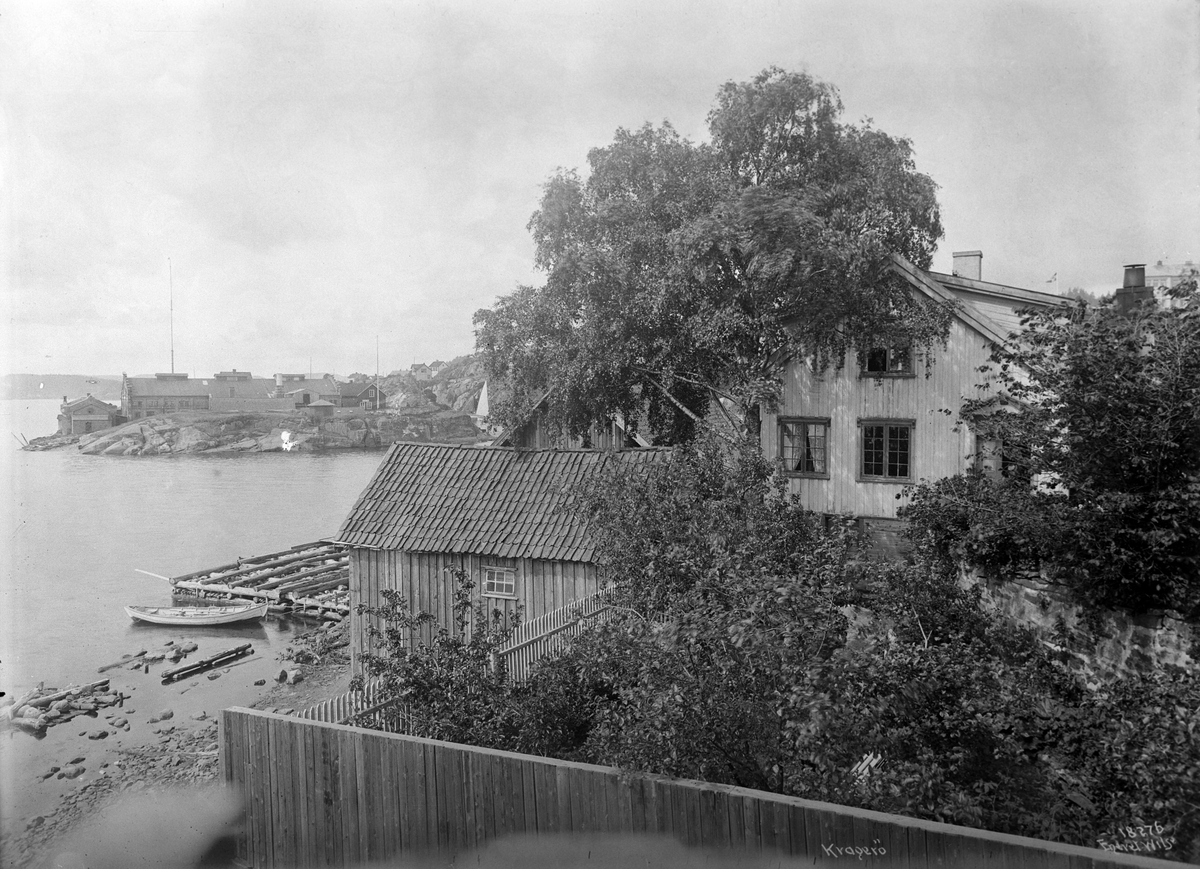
[1, 620, 352, 869]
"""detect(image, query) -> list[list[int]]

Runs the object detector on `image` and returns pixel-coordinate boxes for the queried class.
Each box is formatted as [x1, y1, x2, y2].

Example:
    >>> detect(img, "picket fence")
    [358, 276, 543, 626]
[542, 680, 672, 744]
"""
[220, 708, 1183, 869]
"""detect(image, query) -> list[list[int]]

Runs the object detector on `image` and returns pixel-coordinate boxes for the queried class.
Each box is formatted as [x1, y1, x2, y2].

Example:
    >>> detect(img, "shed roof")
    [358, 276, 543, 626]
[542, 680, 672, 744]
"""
[333, 442, 671, 562]
[339, 381, 385, 398]
[62, 395, 118, 412]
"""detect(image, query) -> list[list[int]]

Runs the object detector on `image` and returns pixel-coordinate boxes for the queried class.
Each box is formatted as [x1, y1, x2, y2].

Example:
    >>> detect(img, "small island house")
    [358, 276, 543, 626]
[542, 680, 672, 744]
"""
[57, 394, 121, 435]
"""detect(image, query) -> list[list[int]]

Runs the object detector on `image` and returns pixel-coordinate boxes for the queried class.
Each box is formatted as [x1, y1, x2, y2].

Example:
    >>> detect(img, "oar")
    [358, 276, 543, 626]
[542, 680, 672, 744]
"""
[136, 569, 175, 584]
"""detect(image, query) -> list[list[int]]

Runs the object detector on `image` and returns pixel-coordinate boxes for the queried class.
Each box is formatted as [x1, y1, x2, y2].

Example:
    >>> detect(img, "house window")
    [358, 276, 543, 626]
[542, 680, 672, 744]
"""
[84, 421, 93, 432]
[228, 387, 236, 398]
[859, 420, 914, 482]
[482, 566, 517, 599]
[779, 418, 830, 477]
[864, 346, 913, 376]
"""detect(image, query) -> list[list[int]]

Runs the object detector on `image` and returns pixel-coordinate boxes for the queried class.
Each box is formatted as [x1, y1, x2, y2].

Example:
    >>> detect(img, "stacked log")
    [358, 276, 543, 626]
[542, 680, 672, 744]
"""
[0, 679, 125, 737]
[164, 541, 350, 617]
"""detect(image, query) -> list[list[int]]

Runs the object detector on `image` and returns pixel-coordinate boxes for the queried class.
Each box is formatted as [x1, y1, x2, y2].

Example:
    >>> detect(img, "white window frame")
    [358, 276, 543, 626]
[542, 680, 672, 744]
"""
[481, 566, 517, 599]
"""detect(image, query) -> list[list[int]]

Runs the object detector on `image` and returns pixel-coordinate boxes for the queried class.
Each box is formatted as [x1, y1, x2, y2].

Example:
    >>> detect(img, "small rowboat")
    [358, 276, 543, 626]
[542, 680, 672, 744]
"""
[124, 602, 269, 626]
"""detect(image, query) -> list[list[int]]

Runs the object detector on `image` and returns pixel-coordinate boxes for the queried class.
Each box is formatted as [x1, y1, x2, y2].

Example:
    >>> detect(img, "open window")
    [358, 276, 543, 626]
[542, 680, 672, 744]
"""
[779, 417, 830, 478]
[863, 346, 913, 376]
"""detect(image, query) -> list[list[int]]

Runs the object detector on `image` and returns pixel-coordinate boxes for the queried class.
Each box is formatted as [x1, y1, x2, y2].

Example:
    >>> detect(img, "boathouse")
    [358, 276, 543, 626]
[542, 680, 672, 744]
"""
[57, 394, 121, 435]
[332, 441, 670, 675]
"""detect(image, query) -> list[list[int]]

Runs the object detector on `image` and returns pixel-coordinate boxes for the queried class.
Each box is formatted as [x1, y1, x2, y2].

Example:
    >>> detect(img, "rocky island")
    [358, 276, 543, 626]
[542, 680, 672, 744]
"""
[25, 407, 487, 455]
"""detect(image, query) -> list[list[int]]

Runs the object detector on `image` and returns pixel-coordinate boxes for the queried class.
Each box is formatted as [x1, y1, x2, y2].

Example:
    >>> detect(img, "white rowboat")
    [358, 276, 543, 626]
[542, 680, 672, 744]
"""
[124, 602, 269, 626]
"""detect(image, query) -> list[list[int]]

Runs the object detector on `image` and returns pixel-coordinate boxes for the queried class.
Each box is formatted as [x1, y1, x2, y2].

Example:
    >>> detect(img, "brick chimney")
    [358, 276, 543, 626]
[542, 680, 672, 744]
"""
[1115, 264, 1154, 314]
[952, 250, 983, 281]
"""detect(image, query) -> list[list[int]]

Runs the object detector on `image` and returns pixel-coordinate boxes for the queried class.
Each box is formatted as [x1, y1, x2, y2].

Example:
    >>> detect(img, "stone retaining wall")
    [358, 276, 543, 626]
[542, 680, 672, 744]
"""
[961, 567, 1197, 681]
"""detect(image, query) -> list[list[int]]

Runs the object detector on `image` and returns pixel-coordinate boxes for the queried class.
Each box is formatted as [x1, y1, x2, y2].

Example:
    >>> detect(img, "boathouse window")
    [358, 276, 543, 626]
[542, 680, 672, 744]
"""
[779, 417, 830, 478]
[863, 346, 913, 376]
[859, 419, 914, 482]
[482, 566, 516, 599]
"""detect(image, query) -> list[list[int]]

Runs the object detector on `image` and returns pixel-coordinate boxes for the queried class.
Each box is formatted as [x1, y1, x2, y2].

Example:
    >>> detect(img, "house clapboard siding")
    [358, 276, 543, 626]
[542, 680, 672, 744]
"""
[348, 550, 595, 674]
[762, 253, 1068, 521]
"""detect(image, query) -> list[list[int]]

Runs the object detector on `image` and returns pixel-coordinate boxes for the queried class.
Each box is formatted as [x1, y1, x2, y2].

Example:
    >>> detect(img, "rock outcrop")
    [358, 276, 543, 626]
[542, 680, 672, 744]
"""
[67, 409, 486, 456]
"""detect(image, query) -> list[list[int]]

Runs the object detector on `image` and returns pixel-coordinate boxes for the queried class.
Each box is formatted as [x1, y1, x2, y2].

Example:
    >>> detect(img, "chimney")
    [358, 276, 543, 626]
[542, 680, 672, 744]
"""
[1116, 263, 1154, 314]
[952, 250, 983, 281]
[274, 373, 284, 398]
[63, 395, 68, 404]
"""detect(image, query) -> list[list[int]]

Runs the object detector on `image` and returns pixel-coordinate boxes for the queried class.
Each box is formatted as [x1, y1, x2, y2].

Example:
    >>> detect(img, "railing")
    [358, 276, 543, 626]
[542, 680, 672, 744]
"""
[497, 586, 620, 682]
[299, 588, 623, 731]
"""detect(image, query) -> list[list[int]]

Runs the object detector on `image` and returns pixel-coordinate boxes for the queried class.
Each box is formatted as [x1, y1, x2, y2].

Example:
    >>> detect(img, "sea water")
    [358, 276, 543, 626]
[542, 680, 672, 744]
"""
[0, 399, 385, 839]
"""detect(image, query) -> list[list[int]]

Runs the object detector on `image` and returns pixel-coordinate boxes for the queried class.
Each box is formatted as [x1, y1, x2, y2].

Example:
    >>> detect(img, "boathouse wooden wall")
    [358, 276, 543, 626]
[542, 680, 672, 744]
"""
[761, 317, 991, 519]
[348, 548, 597, 675]
[221, 708, 1176, 869]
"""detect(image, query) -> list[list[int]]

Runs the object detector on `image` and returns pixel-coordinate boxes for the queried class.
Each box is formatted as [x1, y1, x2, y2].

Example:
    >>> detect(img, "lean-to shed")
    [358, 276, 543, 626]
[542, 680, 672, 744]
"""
[332, 441, 670, 674]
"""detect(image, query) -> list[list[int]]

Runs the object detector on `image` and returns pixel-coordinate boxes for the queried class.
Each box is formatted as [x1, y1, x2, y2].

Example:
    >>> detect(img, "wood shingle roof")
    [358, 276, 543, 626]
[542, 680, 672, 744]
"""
[333, 442, 671, 562]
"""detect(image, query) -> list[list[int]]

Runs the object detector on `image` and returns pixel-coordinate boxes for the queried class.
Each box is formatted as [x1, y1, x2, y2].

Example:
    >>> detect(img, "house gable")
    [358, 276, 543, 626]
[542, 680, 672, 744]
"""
[764, 254, 1068, 521]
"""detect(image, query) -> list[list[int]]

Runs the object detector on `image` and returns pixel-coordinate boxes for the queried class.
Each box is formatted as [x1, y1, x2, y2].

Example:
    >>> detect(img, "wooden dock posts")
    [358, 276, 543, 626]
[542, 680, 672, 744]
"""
[159, 541, 351, 619]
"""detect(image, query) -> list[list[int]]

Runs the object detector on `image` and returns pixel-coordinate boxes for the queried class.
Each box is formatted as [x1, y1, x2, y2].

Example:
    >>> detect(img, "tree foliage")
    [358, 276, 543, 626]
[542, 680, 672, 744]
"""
[474, 67, 951, 442]
[905, 279, 1200, 615]
[355, 438, 1200, 861]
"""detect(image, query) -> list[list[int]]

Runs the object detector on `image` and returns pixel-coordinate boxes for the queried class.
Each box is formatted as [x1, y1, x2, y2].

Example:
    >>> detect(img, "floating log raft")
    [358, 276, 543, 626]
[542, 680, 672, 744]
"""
[160, 541, 350, 617]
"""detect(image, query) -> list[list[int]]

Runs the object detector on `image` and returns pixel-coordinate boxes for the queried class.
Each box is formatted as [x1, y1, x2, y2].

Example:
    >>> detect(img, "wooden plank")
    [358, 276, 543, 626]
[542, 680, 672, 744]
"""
[551, 763, 570, 833]
[519, 759, 538, 836]
[271, 719, 295, 869]
[297, 717, 315, 868]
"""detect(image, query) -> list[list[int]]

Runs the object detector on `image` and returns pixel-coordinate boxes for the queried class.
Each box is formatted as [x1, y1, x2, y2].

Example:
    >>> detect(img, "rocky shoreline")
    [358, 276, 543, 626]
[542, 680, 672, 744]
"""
[22, 408, 487, 456]
[2, 623, 352, 869]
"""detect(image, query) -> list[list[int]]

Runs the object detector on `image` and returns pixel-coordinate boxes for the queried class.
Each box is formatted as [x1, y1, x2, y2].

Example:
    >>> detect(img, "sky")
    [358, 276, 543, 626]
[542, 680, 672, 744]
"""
[2, 0, 1197, 379]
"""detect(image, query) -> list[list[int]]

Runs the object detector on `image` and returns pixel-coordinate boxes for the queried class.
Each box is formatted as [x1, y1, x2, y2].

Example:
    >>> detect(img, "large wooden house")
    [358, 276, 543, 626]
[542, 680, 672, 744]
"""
[761, 251, 1067, 543]
[332, 441, 669, 674]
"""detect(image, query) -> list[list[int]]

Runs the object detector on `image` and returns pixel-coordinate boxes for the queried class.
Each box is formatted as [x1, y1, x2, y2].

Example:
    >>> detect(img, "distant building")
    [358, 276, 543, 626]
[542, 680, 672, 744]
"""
[429, 360, 448, 375]
[409, 363, 433, 382]
[122, 370, 291, 418]
[272, 374, 342, 406]
[1146, 259, 1198, 292]
[337, 381, 386, 409]
[58, 394, 120, 435]
[302, 399, 336, 421]
[121, 373, 212, 418]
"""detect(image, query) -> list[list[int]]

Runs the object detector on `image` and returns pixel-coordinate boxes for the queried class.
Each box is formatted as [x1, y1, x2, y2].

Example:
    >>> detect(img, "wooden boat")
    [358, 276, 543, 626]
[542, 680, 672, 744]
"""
[124, 602, 269, 626]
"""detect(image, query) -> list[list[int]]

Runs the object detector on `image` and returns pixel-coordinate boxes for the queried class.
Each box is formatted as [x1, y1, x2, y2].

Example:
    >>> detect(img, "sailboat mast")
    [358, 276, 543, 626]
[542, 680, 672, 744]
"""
[168, 258, 175, 374]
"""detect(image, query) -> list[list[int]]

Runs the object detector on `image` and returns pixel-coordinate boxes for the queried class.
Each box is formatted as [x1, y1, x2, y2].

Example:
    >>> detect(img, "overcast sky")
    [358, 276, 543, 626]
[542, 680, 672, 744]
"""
[2, 0, 1197, 379]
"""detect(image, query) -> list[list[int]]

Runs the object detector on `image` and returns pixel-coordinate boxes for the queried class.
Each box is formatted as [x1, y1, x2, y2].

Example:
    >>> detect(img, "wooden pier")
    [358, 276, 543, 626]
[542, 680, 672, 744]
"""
[165, 541, 350, 620]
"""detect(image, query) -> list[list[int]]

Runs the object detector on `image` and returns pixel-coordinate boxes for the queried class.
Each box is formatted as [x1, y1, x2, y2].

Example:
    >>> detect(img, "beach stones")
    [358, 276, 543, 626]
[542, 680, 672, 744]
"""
[87, 730, 108, 740]
[180, 642, 198, 653]
[58, 765, 84, 779]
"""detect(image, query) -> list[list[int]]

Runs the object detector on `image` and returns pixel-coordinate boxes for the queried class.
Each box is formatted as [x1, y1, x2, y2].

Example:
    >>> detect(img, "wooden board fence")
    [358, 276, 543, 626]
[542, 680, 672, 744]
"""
[220, 708, 1185, 869]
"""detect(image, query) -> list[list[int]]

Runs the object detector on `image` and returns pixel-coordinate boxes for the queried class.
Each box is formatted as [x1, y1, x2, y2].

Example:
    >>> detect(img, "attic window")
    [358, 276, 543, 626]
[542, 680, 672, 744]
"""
[482, 567, 516, 599]
[864, 346, 913, 376]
